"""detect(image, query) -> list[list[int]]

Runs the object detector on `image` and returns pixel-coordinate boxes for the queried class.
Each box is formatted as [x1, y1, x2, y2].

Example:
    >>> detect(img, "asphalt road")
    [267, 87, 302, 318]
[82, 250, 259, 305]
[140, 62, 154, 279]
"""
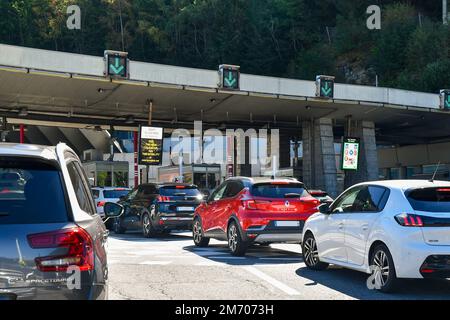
[107, 231, 450, 300]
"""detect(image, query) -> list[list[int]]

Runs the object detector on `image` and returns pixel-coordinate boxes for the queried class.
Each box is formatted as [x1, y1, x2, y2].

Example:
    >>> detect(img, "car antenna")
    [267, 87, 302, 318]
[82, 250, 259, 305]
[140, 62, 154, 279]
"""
[429, 161, 441, 182]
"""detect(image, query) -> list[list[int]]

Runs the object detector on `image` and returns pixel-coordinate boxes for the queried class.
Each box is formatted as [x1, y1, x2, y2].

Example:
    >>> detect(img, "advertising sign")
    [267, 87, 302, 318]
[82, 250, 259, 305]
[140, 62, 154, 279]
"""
[138, 126, 164, 166]
[341, 137, 360, 170]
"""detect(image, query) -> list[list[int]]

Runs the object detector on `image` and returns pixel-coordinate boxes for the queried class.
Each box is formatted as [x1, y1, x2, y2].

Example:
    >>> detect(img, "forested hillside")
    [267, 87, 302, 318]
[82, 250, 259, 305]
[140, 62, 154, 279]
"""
[0, 0, 448, 92]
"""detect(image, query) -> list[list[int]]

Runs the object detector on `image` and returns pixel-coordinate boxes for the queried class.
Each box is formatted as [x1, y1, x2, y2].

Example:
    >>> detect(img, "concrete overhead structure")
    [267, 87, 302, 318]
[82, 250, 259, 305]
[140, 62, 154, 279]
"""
[0, 44, 449, 190]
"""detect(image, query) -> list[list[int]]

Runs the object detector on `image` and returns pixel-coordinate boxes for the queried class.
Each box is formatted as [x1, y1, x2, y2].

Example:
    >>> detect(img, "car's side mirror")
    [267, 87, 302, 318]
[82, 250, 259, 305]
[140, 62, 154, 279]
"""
[318, 203, 331, 214]
[104, 202, 124, 222]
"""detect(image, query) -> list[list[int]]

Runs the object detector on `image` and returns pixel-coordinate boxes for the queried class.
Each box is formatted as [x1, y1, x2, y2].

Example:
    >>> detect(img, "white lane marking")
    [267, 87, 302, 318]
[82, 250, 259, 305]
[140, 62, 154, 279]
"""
[243, 266, 300, 296]
[139, 261, 172, 265]
[195, 261, 224, 266]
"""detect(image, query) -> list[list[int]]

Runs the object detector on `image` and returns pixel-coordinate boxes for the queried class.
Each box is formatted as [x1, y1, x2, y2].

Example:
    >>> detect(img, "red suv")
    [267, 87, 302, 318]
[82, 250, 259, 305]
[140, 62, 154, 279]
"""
[193, 177, 320, 256]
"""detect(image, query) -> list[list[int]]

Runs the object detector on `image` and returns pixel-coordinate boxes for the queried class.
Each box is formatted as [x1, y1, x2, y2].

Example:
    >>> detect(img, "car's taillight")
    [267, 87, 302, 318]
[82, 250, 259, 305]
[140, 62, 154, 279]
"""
[27, 227, 94, 272]
[157, 196, 171, 202]
[97, 201, 105, 207]
[242, 199, 271, 210]
[395, 213, 424, 227]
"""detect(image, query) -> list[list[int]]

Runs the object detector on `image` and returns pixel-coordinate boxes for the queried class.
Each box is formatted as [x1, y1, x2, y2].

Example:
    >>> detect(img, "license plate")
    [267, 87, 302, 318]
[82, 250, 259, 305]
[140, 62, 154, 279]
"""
[275, 221, 300, 227]
[177, 206, 195, 212]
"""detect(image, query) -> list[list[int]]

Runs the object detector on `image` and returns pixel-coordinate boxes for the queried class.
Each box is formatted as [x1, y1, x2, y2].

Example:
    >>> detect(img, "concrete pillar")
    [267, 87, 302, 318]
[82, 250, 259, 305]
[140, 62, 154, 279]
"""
[279, 132, 291, 168]
[236, 136, 251, 177]
[344, 121, 379, 188]
[302, 118, 338, 197]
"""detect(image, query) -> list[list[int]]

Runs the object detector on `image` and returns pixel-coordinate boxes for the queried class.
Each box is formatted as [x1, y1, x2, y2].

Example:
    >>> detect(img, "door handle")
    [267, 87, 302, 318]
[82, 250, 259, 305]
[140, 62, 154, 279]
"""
[338, 223, 344, 230]
[361, 224, 369, 231]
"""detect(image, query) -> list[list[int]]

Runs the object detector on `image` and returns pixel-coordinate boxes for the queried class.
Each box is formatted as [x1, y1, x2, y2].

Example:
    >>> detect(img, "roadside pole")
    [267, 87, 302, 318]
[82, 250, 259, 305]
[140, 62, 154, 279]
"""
[134, 131, 138, 187]
[19, 124, 25, 144]
[146, 100, 153, 183]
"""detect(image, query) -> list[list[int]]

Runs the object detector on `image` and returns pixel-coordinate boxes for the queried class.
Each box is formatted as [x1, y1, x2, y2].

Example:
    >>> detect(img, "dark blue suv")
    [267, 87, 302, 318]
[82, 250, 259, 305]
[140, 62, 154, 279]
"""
[112, 183, 204, 237]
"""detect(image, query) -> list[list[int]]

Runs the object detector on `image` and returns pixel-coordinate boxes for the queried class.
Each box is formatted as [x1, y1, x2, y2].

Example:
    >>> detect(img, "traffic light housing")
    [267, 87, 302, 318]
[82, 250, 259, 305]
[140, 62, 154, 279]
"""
[440, 89, 450, 110]
[316, 75, 335, 99]
[219, 64, 240, 90]
[104, 50, 129, 79]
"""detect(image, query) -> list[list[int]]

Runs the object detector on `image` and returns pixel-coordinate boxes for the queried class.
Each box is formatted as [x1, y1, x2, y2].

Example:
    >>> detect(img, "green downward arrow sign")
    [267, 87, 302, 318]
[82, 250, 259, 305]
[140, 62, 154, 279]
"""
[110, 57, 124, 75]
[321, 81, 332, 96]
[445, 95, 450, 108]
[224, 71, 237, 87]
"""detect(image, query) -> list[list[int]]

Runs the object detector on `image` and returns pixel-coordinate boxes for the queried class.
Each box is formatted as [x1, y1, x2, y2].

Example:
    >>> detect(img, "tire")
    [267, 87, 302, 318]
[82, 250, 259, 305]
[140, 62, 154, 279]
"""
[113, 218, 126, 234]
[302, 233, 329, 270]
[193, 218, 210, 247]
[227, 221, 248, 256]
[142, 214, 157, 238]
[369, 244, 398, 293]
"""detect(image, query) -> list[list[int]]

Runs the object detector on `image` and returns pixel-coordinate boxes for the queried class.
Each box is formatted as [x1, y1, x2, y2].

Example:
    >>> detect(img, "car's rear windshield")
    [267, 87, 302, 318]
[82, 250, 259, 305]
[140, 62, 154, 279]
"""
[103, 189, 130, 198]
[159, 186, 201, 196]
[406, 187, 450, 212]
[251, 183, 309, 198]
[0, 158, 68, 224]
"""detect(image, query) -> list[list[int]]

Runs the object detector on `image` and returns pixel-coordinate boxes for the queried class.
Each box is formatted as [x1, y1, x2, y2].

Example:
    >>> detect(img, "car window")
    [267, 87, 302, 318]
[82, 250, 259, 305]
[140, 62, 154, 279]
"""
[210, 183, 227, 201]
[126, 188, 138, 201]
[137, 185, 157, 198]
[0, 158, 69, 224]
[224, 181, 244, 198]
[251, 183, 309, 198]
[92, 189, 100, 199]
[67, 161, 95, 215]
[331, 186, 362, 213]
[406, 187, 450, 212]
[103, 189, 130, 199]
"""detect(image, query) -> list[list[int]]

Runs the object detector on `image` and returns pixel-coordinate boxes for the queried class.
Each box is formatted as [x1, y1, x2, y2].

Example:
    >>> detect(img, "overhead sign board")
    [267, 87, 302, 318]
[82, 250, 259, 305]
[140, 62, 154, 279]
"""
[341, 137, 360, 171]
[104, 50, 129, 79]
[138, 126, 164, 166]
[219, 64, 240, 90]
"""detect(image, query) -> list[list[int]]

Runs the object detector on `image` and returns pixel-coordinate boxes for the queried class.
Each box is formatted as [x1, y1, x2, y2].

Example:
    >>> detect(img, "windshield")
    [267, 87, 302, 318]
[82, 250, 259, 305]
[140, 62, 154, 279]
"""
[103, 189, 130, 199]
[251, 183, 310, 198]
[160, 186, 201, 197]
[406, 187, 450, 213]
[0, 158, 68, 224]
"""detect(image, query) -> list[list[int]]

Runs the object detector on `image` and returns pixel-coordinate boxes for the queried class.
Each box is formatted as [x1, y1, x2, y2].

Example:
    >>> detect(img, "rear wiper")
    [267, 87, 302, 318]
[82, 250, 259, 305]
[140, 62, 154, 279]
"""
[284, 193, 301, 198]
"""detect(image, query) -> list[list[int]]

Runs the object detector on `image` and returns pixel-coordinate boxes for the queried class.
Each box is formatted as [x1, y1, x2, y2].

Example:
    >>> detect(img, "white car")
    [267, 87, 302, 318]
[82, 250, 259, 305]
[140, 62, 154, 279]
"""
[302, 180, 450, 292]
[92, 187, 131, 217]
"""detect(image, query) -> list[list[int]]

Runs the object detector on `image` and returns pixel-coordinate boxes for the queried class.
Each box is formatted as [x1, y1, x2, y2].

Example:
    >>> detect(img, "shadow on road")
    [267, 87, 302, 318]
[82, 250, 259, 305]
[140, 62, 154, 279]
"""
[109, 231, 192, 242]
[295, 265, 450, 300]
[183, 243, 304, 266]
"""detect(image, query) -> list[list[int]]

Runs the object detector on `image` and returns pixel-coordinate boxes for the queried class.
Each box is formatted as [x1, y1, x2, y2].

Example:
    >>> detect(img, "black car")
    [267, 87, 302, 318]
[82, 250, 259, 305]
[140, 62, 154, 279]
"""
[112, 183, 204, 237]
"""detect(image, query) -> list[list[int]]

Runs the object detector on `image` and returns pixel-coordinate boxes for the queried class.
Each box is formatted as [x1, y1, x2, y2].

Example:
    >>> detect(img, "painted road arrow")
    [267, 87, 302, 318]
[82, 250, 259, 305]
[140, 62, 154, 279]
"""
[321, 81, 332, 96]
[110, 57, 124, 75]
[224, 71, 237, 87]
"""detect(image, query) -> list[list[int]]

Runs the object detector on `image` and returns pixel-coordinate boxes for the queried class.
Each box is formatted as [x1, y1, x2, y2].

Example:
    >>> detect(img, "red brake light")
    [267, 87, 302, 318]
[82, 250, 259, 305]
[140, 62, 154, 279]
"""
[437, 188, 450, 192]
[97, 201, 106, 207]
[175, 186, 186, 189]
[157, 196, 171, 202]
[27, 227, 94, 272]
[242, 199, 271, 210]
[395, 213, 424, 227]
[270, 181, 290, 185]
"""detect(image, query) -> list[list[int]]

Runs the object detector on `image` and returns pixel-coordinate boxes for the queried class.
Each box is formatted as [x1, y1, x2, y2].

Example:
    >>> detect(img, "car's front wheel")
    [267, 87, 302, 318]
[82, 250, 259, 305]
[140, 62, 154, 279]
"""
[302, 233, 328, 270]
[193, 218, 210, 247]
[369, 244, 398, 293]
[227, 221, 248, 256]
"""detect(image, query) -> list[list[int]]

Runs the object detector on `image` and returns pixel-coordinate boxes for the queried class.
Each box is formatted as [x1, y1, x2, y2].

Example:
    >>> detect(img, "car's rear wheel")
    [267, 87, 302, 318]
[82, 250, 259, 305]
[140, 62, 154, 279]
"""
[370, 244, 398, 293]
[193, 218, 210, 247]
[302, 233, 328, 270]
[227, 221, 248, 256]
[142, 214, 157, 238]
[113, 218, 126, 234]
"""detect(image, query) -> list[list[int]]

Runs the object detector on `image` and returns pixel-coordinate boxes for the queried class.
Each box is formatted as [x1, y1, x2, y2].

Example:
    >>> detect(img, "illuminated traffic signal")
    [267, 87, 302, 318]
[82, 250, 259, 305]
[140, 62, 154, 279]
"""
[104, 50, 129, 79]
[219, 64, 240, 90]
[440, 89, 450, 110]
[316, 75, 335, 99]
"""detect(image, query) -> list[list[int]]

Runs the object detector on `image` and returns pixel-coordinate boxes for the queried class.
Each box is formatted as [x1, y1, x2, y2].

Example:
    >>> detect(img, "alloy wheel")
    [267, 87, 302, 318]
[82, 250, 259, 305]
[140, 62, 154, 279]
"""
[193, 220, 203, 244]
[303, 237, 319, 266]
[372, 250, 390, 287]
[143, 215, 150, 235]
[228, 224, 237, 252]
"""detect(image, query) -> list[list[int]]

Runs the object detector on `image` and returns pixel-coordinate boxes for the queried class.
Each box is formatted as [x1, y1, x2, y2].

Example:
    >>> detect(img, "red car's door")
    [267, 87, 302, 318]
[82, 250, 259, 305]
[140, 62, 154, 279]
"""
[202, 182, 228, 232]
[216, 180, 246, 232]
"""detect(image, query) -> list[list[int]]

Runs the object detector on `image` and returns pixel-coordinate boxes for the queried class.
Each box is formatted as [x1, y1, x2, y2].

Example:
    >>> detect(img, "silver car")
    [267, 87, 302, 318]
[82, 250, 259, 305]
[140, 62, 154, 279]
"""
[0, 143, 121, 300]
